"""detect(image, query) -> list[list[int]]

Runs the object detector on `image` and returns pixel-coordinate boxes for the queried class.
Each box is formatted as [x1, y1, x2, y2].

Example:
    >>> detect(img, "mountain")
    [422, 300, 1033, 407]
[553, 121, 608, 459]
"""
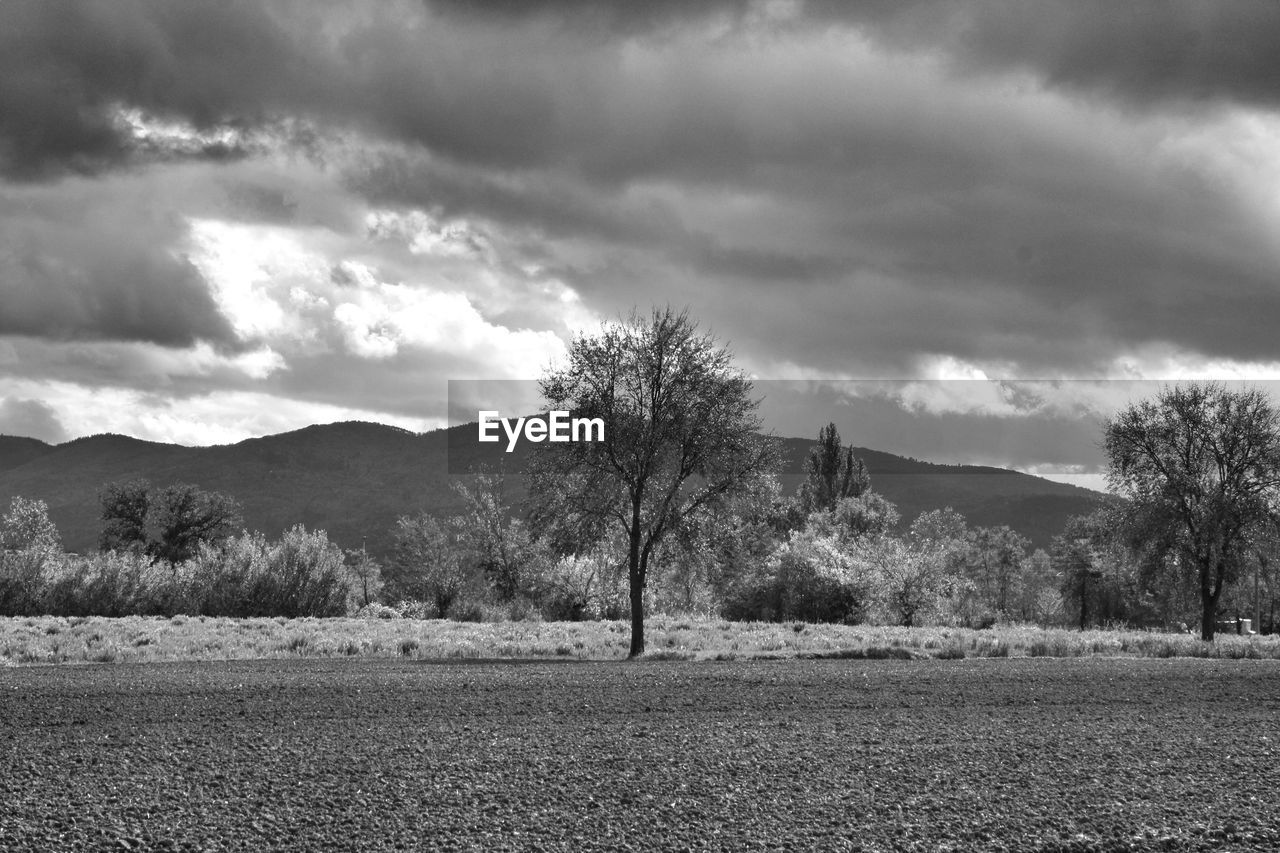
[0, 422, 1106, 556]
[0, 435, 55, 473]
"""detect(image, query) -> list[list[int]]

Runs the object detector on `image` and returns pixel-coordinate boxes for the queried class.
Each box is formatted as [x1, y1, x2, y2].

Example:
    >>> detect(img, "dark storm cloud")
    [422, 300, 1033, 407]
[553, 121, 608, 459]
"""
[0, 398, 69, 444]
[0, 187, 236, 347]
[348, 154, 670, 249]
[0, 0, 1037, 189]
[8, 0, 1279, 182]
[808, 0, 1280, 112]
[0, 248, 228, 347]
[6, 0, 1280, 454]
[316, 2, 1280, 375]
[0, 0, 681, 181]
[0, 0, 618, 180]
[351, 151, 846, 288]
[811, 171, 1280, 372]
[428, 0, 1280, 113]
[1, 330, 284, 396]
[426, 0, 751, 34]
[0, 0, 323, 179]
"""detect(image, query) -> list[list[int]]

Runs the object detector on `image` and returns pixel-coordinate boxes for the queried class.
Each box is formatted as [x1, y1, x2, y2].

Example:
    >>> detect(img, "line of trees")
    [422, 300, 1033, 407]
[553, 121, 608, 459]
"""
[378, 423, 1067, 637]
[0, 483, 372, 619]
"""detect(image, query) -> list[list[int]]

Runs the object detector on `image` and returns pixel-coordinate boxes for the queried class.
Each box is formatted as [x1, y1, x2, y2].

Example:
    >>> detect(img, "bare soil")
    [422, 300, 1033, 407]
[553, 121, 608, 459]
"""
[2, 658, 1278, 851]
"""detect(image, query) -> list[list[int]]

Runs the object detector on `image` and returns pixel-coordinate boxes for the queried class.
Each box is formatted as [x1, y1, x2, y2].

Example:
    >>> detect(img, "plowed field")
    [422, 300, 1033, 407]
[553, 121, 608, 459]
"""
[3, 658, 1278, 851]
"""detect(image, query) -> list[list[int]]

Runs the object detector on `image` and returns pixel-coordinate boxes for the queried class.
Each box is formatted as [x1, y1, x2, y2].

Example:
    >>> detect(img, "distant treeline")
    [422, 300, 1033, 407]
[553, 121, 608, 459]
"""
[1, 414, 1276, 632]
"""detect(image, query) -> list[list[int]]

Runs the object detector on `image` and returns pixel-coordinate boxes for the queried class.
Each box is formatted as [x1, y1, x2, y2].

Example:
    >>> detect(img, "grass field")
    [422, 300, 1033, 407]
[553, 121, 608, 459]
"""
[2, 613, 1278, 665]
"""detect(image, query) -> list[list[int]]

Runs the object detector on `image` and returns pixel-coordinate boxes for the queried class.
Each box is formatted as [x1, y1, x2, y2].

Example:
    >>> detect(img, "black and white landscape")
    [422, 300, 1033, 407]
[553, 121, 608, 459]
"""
[4, 2, 1280, 851]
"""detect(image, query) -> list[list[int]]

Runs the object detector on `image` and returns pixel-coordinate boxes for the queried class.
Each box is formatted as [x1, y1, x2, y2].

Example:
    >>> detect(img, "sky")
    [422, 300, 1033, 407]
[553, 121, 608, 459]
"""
[4, 0, 1280, 492]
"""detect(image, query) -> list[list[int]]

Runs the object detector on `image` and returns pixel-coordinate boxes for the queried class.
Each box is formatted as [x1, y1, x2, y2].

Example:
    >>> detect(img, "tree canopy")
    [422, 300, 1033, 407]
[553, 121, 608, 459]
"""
[99, 479, 242, 564]
[1, 496, 61, 555]
[800, 422, 870, 513]
[1103, 383, 1280, 640]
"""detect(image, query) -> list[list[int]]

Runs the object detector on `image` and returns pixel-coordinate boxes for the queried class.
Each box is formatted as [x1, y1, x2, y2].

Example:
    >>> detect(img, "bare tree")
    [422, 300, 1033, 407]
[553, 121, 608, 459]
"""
[534, 307, 778, 656]
[345, 546, 384, 609]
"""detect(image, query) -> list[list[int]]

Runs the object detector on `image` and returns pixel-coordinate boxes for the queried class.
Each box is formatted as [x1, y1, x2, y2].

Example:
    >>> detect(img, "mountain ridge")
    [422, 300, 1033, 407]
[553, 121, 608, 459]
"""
[0, 422, 1105, 555]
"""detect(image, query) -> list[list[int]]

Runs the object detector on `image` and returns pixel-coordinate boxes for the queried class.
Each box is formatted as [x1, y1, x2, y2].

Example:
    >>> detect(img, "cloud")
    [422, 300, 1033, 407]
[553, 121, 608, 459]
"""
[751, 379, 1110, 472]
[8, 1, 1280, 182]
[0, 147, 589, 433]
[424, 0, 760, 35]
[809, 0, 1280, 113]
[423, 1, 1280, 117]
[0, 378, 435, 447]
[316, 15, 1280, 378]
[0, 397, 68, 444]
[0, 175, 238, 347]
[4, 0, 1280, 469]
[0, 0, 321, 180]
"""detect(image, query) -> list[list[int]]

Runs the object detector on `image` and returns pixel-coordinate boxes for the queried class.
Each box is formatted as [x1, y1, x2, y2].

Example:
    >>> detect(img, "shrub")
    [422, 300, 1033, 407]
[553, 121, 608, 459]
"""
[42, 551, 169, 617]
[393, 599, 437, 619]
[355, 602, 401, 620]
[388, 514, 474, 614]
[184, 526, 355, 617]
[260, 526, 352, 617]
[505, 597, 544, 622]
[535, 553, 620, 621]
[183, 538, 255, 616]
[723, 531, 875, 624]
[0, 548, 53, 616]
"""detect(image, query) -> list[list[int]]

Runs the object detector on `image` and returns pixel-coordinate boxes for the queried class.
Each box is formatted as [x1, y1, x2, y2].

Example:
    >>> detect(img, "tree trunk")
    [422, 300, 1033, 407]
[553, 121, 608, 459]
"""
[1199, 556, 1227, 641]
[1199, 558, 1218, 642]
[1200, 594, 1218, 642]
[628, 575, 645, 657]
[627, 499, 644, 658]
